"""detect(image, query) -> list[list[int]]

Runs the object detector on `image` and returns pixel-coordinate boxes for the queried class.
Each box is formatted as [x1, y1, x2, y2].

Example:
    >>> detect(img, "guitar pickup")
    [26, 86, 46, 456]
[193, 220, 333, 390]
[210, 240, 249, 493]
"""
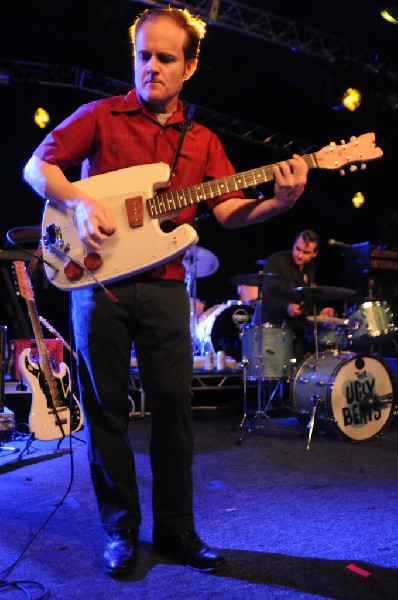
[125, 197, 143, 228]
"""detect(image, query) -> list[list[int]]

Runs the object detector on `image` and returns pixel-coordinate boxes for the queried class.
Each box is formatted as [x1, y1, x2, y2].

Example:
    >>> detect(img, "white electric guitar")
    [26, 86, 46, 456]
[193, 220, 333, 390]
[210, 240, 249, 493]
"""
[41, 133, 383, 291]
[13, 260, 84, 441]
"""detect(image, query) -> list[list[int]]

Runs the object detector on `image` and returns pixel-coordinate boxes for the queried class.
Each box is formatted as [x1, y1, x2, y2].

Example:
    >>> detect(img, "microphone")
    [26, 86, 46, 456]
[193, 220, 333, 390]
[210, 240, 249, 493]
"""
[328, 239, 353, 249]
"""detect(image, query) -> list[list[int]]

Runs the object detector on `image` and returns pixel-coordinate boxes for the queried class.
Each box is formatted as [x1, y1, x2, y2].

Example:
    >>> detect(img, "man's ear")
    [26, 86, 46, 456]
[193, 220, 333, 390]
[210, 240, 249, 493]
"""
[184, 59, 198, 80]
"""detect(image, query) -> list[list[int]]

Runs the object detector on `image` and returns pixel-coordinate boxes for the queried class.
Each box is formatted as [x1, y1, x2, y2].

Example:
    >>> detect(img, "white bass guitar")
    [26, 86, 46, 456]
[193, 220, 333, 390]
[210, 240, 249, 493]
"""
[13, 261, 84, 441]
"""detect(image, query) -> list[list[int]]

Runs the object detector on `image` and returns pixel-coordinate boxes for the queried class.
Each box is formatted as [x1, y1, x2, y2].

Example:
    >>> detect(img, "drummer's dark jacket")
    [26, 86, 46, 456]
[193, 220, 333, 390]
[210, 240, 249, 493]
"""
[259, 250, 317, 352]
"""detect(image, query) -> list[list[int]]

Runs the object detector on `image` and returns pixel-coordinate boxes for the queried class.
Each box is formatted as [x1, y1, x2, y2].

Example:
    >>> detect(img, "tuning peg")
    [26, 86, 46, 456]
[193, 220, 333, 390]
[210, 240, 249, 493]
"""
[360, 163, 367, 170]
[349, 165, 358, 172]
[340, 140, 346, 147]
[339, 169, 346, 176]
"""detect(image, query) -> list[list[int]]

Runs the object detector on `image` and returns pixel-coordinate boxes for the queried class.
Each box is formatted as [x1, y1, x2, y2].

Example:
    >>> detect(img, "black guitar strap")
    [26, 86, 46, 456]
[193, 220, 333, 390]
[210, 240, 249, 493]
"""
[169, 119, 193, 179]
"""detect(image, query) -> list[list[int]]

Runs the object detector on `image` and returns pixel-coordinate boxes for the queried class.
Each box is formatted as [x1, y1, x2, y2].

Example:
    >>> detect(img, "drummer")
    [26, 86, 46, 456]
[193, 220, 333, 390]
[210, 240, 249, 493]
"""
[254, 229, 335, 362]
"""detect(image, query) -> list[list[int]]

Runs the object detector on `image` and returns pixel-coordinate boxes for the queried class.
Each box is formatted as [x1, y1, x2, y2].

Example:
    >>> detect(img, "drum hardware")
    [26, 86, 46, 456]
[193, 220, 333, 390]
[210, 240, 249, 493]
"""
[184, 245, 219, 355]
[183, 246, 219, 279]
[236, 357, 249, 444]
[307, 394, 322, 450]
[233, 269, 291, 439]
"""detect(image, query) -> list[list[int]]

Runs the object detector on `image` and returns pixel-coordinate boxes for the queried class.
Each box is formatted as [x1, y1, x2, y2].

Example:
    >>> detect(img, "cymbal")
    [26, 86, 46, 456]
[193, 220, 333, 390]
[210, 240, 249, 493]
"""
[289, 285, 356, 302]
[307, 315, 347, 326]
[229, 272, 290, 287]
[183, 246, 219, 277]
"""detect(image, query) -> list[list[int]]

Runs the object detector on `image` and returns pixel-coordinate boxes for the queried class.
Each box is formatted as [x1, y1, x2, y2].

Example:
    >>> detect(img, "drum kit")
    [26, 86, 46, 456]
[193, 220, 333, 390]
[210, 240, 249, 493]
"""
[185, 248, 397, 447]
[237, 276, 397, 446]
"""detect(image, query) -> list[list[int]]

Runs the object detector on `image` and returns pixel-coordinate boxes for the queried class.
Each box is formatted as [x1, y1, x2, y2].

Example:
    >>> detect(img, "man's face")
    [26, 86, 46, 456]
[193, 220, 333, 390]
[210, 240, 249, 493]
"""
[292, 235, 318, 268]
[134, 17, 196, 113]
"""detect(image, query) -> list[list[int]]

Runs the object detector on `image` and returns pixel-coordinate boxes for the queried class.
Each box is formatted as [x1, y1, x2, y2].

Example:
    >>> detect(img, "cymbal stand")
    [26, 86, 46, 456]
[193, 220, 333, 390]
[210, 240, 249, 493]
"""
[236, 356, 249, 444]
[185, 246, 200, 355]
[245, 272, 277, 433]
[306, 394, 322, 450]
[251, 273, 267, 429]
[310, 288, 320, 367]
[306, 288, 321, 449]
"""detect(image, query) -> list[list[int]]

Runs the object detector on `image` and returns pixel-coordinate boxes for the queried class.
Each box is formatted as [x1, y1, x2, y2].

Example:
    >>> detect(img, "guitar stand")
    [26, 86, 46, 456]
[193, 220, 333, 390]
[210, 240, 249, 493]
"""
[17, 434, 39, 459]
[15, 431, 85, 460]
[56, 433, 86, 451]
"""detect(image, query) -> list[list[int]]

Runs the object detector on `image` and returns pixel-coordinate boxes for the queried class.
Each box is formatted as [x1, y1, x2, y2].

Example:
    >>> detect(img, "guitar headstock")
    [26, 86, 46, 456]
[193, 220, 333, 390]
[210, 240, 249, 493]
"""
[315, 133, 383, 172]
[13, 260, 34, 302]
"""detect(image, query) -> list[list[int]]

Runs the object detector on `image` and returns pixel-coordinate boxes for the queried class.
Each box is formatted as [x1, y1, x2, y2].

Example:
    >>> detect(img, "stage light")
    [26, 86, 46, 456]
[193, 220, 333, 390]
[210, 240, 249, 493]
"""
[352, 192, 365, 209]
[342, 88, 361, 111]
[380, 6, 398, 24]
[34, 107, 50, 129]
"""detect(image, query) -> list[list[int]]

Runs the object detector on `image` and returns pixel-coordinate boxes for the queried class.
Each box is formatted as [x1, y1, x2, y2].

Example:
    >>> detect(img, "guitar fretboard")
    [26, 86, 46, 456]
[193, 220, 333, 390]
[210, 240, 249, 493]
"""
[146, 153, 317, 218]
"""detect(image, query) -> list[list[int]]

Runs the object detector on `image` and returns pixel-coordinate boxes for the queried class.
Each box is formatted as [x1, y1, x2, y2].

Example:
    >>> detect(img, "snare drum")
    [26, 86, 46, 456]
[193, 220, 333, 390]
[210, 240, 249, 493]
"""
[196, 302, 254, 360]
[242, 322, 294, 380]
[290, 350, 394, 441]
[305, 316, 347, 349]
[344, 299, 397, 347]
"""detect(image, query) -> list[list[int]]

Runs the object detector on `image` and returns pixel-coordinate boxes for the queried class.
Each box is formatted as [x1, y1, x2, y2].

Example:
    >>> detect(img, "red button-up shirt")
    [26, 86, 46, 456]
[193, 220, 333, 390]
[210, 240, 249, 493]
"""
[34, 89, 244, 280]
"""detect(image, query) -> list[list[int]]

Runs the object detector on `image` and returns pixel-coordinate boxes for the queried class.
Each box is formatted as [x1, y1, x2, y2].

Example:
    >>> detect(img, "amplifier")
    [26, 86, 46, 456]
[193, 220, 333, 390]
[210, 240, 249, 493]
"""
[344, 243, 398, 274]
[9, 339, 64, 381]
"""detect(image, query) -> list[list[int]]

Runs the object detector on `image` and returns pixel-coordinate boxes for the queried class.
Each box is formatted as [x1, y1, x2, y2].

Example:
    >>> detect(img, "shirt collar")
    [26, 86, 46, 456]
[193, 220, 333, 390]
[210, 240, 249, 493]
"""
[111, 89, 186, 125]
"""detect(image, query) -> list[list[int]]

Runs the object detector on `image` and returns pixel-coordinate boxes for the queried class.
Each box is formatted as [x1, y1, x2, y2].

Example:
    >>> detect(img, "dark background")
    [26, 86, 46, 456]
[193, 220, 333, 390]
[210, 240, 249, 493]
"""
[1, 0, 398, 341]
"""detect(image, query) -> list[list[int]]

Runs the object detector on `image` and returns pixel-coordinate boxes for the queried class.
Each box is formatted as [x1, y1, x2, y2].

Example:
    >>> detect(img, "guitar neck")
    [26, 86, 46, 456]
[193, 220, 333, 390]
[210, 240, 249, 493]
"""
[147, 153, 317, 218]
[25, 299, 60, 405]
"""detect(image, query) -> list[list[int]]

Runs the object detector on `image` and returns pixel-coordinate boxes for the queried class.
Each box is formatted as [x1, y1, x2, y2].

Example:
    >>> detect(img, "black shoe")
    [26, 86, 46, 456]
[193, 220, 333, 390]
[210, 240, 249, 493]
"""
[153, 530, 225, 573]
[103, 529, 138, 577]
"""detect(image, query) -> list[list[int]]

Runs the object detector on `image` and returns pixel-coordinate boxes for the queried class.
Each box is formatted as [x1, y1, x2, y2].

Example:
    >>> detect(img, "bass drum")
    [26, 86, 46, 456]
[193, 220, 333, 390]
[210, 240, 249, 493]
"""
[290, 350, 395, 442]
[196, 302, 254, 361]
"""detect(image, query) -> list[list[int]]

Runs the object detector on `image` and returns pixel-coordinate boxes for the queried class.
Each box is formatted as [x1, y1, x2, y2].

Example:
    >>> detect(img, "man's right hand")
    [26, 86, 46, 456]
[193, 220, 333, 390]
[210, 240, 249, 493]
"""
[75, 198, 116, 251]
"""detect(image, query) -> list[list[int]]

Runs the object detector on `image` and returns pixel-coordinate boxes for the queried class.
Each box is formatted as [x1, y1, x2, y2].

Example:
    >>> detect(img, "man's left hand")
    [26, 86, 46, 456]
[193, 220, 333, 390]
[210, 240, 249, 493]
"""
[272, 154, 308, 210]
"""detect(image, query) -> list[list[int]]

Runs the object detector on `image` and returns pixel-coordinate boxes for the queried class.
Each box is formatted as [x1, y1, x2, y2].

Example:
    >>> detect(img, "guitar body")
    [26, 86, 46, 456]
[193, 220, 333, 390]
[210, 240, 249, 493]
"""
[19, 348, 84, 441]
[40, 134, 383, 291]
[42, 162, 199, 291]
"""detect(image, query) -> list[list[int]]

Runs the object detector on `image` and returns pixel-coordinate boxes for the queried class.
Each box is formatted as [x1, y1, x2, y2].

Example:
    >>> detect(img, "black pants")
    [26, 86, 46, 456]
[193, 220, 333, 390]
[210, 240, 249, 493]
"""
[71, 278, 194, 537]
